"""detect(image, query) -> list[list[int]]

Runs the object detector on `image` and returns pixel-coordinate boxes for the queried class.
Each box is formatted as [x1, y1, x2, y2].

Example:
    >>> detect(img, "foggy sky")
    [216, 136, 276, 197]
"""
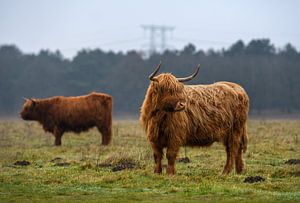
[0, 0, 299, 58]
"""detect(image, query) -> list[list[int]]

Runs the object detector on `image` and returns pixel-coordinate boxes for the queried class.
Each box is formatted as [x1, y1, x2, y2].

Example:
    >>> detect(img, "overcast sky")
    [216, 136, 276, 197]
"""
[0, 0, 299, 58]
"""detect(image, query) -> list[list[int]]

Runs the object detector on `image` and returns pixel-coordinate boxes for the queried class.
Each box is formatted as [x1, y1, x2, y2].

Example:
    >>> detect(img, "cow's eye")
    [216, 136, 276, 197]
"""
[158, 87, 163, 94]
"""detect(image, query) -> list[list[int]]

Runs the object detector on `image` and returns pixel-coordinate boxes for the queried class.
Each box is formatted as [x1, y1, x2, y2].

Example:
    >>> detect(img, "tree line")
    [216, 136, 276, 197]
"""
[0, 39, 299, 117]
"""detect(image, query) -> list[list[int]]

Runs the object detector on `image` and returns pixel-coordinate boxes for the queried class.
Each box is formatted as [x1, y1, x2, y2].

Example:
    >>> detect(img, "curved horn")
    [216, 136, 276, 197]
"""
[22, 97, 29, 101]
[149, 61, 162, 81]
[177, 64, 200, 82]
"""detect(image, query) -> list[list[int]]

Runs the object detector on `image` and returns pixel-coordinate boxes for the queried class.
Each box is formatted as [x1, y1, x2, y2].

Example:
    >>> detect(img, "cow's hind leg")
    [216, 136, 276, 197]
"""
[97, 124, 112, 145]
[97, 113, 112, 145]
[54, 128, 63, 146]
[222, 134, 239, 175]
[98, 126, 111, 145]
[235, 144, 244, 174]
[151, 143, 163, 174]
[235, 125, 247, 174]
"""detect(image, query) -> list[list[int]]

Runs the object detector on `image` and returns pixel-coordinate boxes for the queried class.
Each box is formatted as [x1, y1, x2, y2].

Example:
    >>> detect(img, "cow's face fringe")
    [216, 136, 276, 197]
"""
[148, 73, 186, 113]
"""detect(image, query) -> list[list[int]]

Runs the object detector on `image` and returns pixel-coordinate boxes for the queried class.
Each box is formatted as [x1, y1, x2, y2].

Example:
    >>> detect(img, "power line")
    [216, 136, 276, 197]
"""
[98, 37, 144, 46]
[172, 37, 231, 45]
[60, 37, 145, 52]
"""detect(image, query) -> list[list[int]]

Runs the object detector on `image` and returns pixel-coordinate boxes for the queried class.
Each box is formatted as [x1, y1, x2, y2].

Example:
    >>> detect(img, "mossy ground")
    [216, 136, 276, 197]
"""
[0, 120, 299, 202]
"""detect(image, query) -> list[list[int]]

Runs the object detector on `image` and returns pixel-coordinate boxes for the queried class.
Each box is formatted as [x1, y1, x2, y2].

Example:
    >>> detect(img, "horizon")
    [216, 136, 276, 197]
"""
[1, 38, 297, 60]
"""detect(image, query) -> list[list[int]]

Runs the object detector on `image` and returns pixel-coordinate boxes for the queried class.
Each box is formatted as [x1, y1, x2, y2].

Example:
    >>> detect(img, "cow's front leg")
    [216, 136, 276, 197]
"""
[54, 127, 63, 146]
[151, 143, 163, 174]
[166, 145, 180, 175]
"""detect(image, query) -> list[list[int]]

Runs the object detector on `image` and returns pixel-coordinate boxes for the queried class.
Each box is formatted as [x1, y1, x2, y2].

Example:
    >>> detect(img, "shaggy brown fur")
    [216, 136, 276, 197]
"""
[140, 72, 249, 175]
[20, 92, 112, 146]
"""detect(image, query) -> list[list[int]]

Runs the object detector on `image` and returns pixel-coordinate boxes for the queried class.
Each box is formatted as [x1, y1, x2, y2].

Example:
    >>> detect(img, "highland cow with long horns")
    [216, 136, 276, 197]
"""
[140, 62, 249, 175]
[20, 92, 112, 146]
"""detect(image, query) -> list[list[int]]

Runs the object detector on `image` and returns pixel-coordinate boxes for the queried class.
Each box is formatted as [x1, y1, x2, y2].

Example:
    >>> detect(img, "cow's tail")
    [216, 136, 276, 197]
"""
[241, 124, 248, 153]
[99, 95, 113, 145]
[105, 96, 113, 145]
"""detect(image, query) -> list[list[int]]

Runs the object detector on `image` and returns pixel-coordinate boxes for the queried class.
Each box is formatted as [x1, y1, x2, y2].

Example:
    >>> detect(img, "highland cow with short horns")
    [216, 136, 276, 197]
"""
[140, 62, 249, 175]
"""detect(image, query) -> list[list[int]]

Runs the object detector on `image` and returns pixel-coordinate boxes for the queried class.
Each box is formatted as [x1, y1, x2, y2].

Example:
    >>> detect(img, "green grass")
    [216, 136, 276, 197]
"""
[0, 120, 299, 202]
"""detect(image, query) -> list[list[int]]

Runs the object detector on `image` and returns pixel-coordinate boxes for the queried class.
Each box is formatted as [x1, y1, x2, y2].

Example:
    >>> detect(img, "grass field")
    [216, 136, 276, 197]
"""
[0, 120, 299, 202]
